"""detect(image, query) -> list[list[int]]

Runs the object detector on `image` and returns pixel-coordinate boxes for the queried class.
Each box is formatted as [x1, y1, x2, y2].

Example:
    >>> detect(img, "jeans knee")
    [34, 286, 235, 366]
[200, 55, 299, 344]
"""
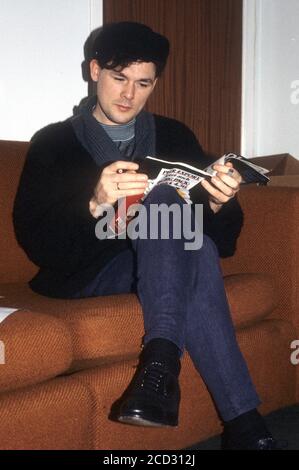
[143, 184, 183, 206]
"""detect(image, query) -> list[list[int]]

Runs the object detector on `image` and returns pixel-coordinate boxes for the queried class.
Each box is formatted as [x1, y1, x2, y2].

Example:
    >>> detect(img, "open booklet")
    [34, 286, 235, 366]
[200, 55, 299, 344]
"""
[138, 153, 270, 197]
[204, 153, 270, 185]
[109, 153, 270, 235]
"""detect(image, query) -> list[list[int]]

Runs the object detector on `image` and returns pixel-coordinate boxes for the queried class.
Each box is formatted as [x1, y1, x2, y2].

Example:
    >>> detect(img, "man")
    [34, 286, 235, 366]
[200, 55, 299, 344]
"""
[13, 22, 278, 449]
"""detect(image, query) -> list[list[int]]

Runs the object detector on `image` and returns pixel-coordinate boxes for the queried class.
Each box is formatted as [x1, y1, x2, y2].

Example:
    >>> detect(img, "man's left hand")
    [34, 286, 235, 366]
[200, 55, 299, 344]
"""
[200, 162, 242, 214]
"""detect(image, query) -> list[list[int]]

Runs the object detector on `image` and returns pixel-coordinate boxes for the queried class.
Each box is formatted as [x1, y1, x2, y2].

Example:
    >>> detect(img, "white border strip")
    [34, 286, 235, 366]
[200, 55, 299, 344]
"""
[241, 0, 260, 158]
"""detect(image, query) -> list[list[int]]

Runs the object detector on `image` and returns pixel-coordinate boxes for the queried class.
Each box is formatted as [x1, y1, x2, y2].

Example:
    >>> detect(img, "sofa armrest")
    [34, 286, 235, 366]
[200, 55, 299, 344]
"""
[221, 185, 299, 328]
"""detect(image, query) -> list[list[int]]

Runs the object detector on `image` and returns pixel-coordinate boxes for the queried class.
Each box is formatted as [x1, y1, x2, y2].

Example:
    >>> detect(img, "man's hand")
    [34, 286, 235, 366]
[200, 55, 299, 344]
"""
[200, 162, 242, 214]
[89, 161, 148, 217]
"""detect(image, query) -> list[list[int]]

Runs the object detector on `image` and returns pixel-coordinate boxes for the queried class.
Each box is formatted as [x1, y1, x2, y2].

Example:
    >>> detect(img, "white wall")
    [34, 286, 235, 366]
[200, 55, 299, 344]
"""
[242, 0, 299, 159]
[0, 0, 103, 141]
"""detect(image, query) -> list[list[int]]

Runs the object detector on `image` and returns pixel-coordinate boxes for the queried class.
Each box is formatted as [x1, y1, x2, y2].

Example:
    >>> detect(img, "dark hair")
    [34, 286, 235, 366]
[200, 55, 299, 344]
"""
[91, 22, 169, 77]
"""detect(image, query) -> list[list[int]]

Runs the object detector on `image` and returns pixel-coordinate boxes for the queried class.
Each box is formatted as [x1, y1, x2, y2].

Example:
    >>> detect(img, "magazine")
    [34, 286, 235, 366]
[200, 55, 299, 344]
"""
[138, 156, 213, 204]
[204, 153, 270, 185]
[108, 153, 270, 235]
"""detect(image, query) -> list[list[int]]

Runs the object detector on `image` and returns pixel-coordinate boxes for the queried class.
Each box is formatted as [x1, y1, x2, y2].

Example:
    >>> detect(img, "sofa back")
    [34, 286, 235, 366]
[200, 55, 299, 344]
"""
[0, 140, 37, 283]
[222, 185, 299, 329]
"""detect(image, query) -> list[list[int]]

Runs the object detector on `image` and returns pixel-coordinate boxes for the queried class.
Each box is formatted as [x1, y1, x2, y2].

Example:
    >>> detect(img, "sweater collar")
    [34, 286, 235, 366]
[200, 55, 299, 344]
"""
[71, 96, 156, 167]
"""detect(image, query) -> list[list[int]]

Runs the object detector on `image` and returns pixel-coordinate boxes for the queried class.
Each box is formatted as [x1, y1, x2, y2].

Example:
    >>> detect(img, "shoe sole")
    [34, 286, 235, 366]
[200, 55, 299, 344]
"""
[117, 414, 177, 428]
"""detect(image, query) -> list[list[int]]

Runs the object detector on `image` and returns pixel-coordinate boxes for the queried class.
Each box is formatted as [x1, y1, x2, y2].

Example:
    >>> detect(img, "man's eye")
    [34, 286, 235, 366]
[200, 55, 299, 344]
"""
[139, 82, 150, 88]
[114, 76, 125, 81]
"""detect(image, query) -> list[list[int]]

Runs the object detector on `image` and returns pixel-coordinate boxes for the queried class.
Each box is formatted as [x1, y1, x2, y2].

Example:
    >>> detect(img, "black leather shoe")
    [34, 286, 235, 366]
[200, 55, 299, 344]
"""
[111, 360, 180, 427]
[221, 434, 287, 450]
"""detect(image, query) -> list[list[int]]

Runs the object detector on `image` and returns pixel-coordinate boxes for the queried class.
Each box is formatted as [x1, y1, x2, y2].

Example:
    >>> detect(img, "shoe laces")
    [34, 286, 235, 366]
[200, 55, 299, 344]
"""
[138, 361, 170, 397]
[257, 437, 288, 450]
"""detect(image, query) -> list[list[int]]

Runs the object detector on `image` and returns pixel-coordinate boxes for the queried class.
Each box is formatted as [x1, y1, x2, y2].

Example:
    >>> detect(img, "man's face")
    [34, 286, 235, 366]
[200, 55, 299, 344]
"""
[90, 60, 157, 125]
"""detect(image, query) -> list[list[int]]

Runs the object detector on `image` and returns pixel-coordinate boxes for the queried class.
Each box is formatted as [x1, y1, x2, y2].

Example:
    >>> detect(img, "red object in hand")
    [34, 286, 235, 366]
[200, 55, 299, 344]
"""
[108, 193, 145, 236]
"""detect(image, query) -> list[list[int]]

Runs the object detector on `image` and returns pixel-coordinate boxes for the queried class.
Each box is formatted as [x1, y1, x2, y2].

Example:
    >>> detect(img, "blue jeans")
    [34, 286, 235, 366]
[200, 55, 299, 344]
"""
[73, 185, 260, 421]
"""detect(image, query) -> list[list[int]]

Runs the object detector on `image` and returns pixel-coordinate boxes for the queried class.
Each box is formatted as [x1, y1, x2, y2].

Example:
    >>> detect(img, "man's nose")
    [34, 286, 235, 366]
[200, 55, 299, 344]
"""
[122, 82, 135, 100]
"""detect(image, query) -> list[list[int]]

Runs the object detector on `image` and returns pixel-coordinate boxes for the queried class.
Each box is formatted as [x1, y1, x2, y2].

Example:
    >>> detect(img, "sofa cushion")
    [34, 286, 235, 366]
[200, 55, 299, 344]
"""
[0, 284, 144, 367]
[0, 376, 93, 449]
[0, 309, 72, 393]
[0, 273, 277, 369]
[224, 272, 278, 328]
[0, 140, 37, 283]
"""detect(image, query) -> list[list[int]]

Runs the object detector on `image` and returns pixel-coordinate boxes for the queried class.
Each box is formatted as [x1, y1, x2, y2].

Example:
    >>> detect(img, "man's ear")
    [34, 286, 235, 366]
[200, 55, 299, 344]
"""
[90, 59, 101, 82]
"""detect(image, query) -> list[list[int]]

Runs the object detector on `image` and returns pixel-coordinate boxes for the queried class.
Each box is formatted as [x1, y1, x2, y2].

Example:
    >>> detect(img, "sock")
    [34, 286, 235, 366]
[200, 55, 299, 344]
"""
[141, 338, 181, 376]
[223, 409, 272, 448]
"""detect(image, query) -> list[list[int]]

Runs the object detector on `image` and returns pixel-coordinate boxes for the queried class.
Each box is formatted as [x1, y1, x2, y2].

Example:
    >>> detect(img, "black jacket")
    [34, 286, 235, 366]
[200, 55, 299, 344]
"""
[13, 115, 243, 298]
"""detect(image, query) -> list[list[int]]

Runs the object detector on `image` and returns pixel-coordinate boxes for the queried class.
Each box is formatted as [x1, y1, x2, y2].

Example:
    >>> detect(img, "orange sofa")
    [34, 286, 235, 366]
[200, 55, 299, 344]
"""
[0, 139, 298, 450]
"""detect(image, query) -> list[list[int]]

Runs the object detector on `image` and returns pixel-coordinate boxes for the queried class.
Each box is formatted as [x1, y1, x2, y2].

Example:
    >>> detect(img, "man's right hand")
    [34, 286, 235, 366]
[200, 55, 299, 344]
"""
[92, 160, 148, 208]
